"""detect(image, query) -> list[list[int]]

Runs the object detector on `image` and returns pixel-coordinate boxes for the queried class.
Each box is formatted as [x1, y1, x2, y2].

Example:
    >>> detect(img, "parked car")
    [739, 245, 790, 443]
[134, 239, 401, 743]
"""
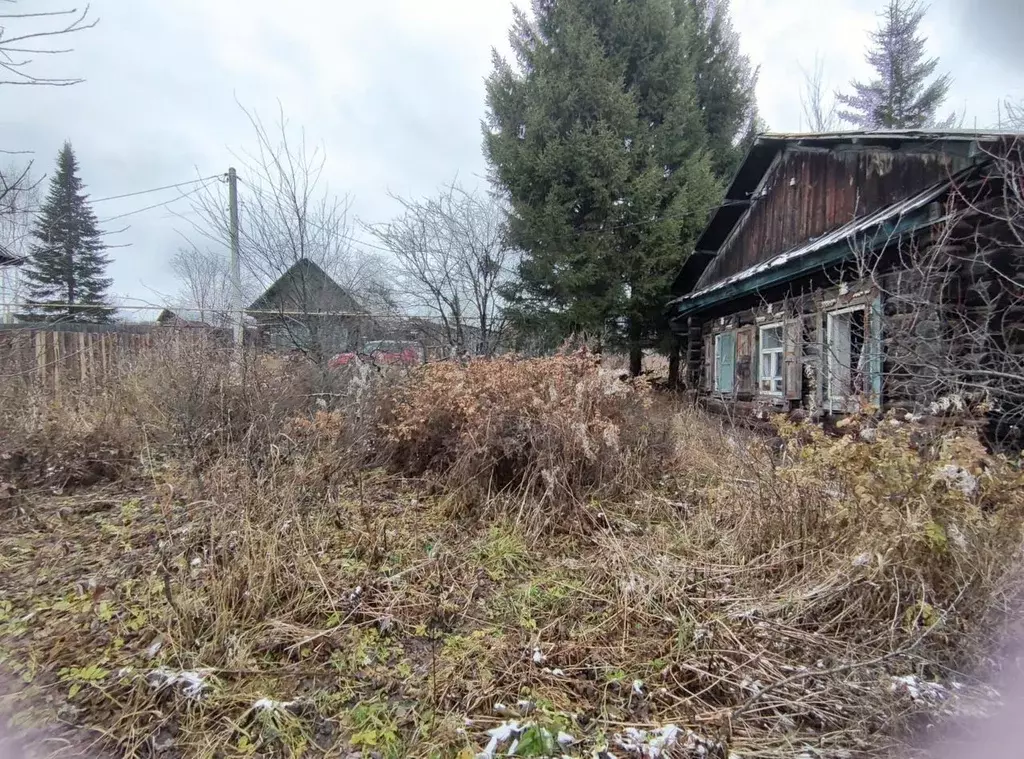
[329, 340, 424, 369]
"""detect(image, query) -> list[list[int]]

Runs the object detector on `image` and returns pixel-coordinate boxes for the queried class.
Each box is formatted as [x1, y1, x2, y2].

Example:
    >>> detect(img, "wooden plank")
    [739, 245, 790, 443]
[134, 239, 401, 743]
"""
[78, 332, 87, 383]
[34, 330, 45, 388]
[784, 319, 802, 401]
[100, 333, 108, 377]
[52, 331, 62, 398]
[735, 325, 755, 396]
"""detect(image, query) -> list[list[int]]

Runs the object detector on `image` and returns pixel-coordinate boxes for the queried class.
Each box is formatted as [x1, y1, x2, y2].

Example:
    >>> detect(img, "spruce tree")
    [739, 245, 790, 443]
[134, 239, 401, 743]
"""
[685, 0, 760, 181]
[19, 142, 112, 323]
[837, 0, 953, 129]
[484, 0, 721, 375]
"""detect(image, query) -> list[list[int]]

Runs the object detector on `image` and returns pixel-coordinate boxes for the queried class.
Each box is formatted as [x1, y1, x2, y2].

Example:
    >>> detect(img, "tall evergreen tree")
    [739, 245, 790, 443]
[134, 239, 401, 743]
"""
[685, 0, 760, 181]
[19, 142, 112, 323]
[837, 0, 953, 129]
[484, 0, 722, 375]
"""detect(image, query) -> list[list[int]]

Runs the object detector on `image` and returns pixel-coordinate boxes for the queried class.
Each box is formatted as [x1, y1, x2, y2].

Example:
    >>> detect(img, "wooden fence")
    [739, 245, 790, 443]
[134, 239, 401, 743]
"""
[0, 325, 226, 396]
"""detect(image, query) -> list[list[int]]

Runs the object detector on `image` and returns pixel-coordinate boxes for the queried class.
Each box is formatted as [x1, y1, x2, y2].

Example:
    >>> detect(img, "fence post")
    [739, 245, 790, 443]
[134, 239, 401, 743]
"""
[53, 331, 62, 399]
[78, 332, 86, 383]
[34, 330, 45, 389]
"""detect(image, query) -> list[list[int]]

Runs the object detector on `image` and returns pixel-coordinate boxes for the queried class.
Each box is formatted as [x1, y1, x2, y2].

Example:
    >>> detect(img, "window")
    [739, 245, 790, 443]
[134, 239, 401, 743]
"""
[825, 307, 867, 405]
[714, 332, 736, 393]
[759, 323, 784, 395]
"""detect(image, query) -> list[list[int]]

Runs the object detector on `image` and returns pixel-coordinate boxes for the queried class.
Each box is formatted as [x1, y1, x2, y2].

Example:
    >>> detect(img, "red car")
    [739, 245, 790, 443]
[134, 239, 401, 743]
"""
[329, 340, 424, 369]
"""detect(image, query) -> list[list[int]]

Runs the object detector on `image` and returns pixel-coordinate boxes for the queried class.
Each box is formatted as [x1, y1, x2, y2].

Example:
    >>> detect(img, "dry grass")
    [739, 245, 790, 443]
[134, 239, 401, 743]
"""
[0, 348, 1022, 758]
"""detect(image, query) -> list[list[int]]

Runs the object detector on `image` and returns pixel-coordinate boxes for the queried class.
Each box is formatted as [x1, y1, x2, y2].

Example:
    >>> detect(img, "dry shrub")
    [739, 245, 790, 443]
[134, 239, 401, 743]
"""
[678, 411, 1024, 669]
[377, 353, 671, 518]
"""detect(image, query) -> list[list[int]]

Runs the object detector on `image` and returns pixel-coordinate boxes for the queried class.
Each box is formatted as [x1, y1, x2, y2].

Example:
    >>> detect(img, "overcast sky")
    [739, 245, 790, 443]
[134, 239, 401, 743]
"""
[1, 0, 1021, 313]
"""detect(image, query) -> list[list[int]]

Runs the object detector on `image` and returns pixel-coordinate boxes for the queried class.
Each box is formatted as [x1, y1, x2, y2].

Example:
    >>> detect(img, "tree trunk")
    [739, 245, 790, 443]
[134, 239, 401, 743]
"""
[629, 319, 642, 377]
[668, 338, 681, 389]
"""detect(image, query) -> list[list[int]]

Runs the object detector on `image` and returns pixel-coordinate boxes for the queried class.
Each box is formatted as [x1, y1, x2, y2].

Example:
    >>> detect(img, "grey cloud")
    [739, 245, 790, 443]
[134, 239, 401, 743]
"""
[942, 0, 1024, 73]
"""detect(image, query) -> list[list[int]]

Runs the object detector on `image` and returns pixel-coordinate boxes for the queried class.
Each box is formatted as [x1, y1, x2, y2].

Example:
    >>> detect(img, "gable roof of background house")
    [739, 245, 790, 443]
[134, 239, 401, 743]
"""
[246, 258, 365, 315]
[673, 130, 1024, 300]
[156, 308, 212, 327]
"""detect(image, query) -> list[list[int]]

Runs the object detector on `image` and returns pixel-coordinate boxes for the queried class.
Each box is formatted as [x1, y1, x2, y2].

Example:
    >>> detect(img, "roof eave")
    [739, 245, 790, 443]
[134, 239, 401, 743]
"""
[668, 206, 935, 320]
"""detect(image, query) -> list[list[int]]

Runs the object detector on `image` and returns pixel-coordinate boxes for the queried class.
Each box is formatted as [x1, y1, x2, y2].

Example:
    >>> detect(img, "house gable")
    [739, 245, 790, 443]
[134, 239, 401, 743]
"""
[694, 142, 968, 292]
[247, 259, 364, 318]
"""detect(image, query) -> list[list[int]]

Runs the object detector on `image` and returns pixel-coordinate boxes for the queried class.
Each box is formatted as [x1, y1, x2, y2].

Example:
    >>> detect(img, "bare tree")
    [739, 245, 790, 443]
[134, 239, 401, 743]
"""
[0, 2, 97, 87]
[1005, 99, 1024, 130]
[0, 160, 38, 322]
[186, 103, 394, 360]
[166, 245, 260, 328]
[831, 139, 1024, 447]
[365, 182, 512, 357]
[799, 54, 838, 133]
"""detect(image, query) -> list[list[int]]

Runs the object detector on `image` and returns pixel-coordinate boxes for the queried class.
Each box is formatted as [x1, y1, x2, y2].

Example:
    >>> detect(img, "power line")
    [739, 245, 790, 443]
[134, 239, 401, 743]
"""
[98, 180, 219, 224]
[90, 175, 223, 204]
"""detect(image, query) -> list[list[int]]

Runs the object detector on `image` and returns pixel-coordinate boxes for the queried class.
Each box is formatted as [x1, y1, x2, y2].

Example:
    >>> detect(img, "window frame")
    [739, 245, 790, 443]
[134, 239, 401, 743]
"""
[824, 304, 869, 409]
[758, 322, 785, 397]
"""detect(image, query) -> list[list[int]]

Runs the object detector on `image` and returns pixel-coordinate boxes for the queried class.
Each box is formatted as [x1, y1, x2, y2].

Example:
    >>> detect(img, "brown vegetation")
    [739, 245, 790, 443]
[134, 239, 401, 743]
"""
[0, 343, 1022, 758]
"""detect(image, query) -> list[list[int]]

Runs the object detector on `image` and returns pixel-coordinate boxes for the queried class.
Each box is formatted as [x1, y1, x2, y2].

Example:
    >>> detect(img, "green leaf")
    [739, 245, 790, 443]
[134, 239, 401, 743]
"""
[515, 725, 556, 757]
[351, 729, 378, 747]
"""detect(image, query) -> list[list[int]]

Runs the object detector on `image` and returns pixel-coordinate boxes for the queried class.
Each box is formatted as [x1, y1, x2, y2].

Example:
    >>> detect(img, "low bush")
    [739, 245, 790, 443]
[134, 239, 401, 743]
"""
[377, 353, 673, 521]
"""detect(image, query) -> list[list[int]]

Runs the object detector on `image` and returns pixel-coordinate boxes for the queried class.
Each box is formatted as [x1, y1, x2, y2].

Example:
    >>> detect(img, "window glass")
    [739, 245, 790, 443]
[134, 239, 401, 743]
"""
[759, 324, 784, 395]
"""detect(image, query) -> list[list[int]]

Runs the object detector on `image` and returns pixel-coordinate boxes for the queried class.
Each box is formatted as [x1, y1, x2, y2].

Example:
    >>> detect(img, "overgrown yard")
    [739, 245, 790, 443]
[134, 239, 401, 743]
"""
[1, 347, 1022, 758]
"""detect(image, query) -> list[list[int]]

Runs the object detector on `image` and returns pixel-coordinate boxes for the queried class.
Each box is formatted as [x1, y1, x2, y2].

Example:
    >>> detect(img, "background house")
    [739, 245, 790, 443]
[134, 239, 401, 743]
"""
[668, 130, 1024, 434]
[246, 258, 367, 359]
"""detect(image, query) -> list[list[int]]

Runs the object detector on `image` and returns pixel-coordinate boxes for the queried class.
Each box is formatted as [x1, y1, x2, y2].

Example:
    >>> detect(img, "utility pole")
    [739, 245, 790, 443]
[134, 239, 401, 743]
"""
[228, 167, 243, 357]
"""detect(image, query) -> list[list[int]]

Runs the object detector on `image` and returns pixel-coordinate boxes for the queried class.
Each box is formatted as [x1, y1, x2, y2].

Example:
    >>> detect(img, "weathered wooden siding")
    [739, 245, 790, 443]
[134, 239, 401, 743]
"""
[697, 147, 967, 289]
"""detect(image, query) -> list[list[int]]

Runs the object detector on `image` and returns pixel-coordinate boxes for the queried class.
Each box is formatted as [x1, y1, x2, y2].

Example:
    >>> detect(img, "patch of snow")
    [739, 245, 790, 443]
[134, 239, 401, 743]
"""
[190, 557, 202, 568]
[252, 698, 293, 713]
[516, 699, 534, 714]
[890, 675, 949, 704]
[145, 638, 163, 659]
[613, 725, 723, 758]
[477, 720, 521, 759]
[532, 647, 547, 664]
[933, 464, 979, 497]
[929, 394, 966, 415]
[493, 703, 510, 715]
[557, 731, 575, 746]
[147, 668, 210, 699]
[852, 552, 871, 567]
[632, 679, 645, 696]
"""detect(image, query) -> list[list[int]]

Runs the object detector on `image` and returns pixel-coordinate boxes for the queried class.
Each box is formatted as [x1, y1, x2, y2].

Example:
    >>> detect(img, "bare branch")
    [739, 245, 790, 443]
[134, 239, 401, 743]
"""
[0, 2, 96, 87]
[799, 54, 838, 133]
[364, 181, 514, 357]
